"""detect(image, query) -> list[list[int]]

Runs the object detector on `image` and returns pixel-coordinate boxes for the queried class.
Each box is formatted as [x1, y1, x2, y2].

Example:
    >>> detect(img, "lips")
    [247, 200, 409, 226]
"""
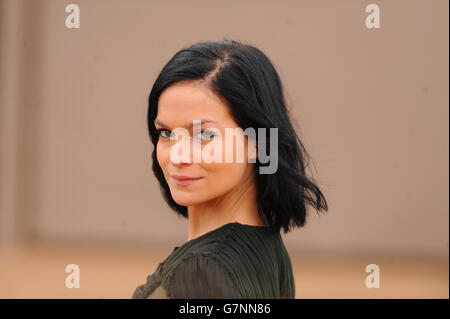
[171, 174, 200, 180]
[170, 174, 203, 186]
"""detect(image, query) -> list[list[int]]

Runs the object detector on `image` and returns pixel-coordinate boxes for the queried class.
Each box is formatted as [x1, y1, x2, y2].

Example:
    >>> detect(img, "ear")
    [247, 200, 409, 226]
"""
[248, 138, 258, 161]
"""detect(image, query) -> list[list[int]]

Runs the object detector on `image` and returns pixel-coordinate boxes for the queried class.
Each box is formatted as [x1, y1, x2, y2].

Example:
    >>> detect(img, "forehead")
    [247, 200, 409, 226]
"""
[156, 81, 233, 126]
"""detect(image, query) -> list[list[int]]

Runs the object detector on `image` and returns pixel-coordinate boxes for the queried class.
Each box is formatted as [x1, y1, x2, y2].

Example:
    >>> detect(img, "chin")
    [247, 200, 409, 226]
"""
[171, 188, 219, 207]
[171, 192, 201, 207]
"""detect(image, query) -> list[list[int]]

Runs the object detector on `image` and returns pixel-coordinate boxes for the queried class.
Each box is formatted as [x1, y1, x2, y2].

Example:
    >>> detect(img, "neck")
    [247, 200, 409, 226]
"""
[187, 177, 264, 241]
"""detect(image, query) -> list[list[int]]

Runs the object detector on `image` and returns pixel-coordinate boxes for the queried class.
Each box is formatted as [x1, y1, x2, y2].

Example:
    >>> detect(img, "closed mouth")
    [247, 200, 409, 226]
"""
[170, 176, 203, 186]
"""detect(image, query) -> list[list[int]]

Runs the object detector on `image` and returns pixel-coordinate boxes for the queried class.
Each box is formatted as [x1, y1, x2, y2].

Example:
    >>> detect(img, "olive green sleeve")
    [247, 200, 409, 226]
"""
[165, 254, 241, 299]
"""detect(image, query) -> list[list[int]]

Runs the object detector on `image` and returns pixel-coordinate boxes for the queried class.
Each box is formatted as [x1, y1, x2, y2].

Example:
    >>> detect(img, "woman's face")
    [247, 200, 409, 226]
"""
[155, 81, 257, 207]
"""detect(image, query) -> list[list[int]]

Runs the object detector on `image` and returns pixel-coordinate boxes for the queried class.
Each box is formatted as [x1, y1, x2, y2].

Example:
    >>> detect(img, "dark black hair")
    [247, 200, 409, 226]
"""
[147, 39, 328, 234]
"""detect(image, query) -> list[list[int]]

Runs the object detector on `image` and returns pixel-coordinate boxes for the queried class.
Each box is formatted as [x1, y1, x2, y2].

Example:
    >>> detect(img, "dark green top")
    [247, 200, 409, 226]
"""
[131, 222, 295, 299]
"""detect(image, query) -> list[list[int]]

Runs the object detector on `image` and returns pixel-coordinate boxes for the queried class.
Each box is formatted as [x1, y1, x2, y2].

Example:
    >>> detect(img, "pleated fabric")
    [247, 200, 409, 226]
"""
[131, 222, 295, 299]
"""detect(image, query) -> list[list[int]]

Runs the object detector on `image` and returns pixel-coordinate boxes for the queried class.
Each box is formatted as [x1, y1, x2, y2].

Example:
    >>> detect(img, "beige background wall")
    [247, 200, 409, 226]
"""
[0, 0, 448, 298]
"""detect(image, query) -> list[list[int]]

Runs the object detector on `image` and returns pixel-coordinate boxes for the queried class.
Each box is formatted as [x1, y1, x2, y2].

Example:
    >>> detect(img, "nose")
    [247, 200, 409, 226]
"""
[169, 136, 195, 165]
[170, 152, 191, 165]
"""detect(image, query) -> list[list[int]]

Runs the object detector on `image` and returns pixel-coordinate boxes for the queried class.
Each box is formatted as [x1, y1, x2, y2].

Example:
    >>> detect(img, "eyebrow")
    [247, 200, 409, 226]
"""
[154, 118, 219, 128]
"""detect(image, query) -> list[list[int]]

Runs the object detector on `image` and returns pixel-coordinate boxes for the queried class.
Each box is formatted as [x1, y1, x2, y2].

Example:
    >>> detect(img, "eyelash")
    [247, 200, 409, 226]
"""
[155, 129, 215, 140]
[154, 129, 171, 138]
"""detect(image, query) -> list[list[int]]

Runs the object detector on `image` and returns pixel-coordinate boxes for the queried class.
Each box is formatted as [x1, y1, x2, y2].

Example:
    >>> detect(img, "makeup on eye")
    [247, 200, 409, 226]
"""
[193, 129, 216, 141]
[155, 128, 216, 141]
[155, 128, 172, 139]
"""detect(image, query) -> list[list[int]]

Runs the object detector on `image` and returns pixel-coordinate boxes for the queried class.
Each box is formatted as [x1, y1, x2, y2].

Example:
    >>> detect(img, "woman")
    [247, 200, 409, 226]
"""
[132, 39, 328, 299]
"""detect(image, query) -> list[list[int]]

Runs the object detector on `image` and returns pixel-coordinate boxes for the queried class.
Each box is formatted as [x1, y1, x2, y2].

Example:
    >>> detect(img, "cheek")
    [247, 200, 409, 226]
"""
[156, 142, 170, 171]
[201, 135, 250, 187]
[202, 161, 247, 191]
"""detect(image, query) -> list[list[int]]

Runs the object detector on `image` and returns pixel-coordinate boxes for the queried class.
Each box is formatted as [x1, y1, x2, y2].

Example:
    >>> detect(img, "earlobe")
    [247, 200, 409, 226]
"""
[248, 144, 258, 161]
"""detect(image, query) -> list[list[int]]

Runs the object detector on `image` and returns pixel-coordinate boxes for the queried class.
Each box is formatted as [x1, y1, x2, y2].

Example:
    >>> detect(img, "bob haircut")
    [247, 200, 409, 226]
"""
[147, 39, 328, 234]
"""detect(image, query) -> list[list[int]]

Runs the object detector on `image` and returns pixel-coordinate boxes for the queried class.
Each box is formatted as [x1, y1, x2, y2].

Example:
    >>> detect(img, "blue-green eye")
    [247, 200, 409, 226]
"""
[156, 129, 172, 139]
[194, 129, 215, 141]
